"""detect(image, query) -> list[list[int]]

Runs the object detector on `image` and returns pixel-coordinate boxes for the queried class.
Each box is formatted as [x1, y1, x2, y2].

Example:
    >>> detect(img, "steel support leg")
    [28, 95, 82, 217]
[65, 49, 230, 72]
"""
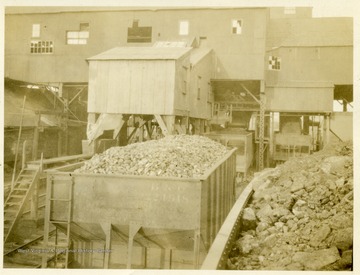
[100, 222, 112, 269]
[193, 229, 201, 269]
[127, 222, 141, 269]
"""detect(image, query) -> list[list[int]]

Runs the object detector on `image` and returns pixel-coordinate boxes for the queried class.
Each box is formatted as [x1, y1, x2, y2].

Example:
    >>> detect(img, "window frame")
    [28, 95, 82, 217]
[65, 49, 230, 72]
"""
[231, 19, 243, 35]
[66, 23, 90, 45]
[179, 20, 189, 36]
[268, 55, 281, 71]
[30, 40, 54, 54]
[182, 66, 189, 95]
[197, 76, 202, 100]
[32, 24, 41, 38]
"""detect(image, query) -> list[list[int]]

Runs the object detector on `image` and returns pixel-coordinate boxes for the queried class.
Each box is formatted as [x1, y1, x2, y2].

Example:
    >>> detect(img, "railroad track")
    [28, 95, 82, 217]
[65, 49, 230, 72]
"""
[4, 229, 68, 268]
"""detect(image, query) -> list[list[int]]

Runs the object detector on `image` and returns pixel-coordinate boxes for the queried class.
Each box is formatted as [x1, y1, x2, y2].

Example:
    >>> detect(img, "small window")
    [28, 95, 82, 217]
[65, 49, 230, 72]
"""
[66, 23, 90, 45]
[179, 20, 189, 36]
[268, 56, 281, 70]
[30, 40, 54, 54]
[197, 76, 202, 100]
[32, 24, 40, 38]
[231, 19, 242, 34]
[182, 66, 188, 94]
[127, 20, 152, 43]
[284, 7, 296, 14]
[80, 23, 89, 31]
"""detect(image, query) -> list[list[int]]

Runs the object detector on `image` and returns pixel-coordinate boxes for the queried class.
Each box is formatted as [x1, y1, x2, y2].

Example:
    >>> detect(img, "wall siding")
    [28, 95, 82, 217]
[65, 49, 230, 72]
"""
[265, 86, 333, 112]
[5, 8, 267, 83]
[266, 46, 353, 85]
[88, 60, 176, 115]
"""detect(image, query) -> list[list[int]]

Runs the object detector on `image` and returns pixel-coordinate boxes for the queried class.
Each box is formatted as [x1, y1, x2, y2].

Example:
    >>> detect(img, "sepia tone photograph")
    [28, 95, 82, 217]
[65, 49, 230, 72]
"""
[1, 0, 358, 273]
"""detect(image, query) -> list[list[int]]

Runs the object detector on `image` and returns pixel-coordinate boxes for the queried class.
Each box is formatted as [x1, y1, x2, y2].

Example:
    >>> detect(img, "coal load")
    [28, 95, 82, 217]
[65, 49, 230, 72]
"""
[228, 141, 353, 271]
[76, 135, 229, 178]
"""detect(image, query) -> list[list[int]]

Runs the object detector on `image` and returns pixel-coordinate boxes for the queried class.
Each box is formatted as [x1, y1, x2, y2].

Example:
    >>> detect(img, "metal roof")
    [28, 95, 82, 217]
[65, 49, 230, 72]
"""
[267, 17, 353, 49]
[87, 47, 193, 61]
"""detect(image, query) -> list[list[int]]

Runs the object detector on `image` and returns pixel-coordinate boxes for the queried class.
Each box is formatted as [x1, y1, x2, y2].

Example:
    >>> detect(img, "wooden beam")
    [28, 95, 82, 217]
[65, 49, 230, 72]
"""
[240, 84, 260, 104]
[154, 115, 169, 135]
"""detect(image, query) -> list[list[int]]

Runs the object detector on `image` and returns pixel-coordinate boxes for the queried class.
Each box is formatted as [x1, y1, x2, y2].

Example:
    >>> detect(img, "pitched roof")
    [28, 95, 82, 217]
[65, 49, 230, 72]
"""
[87, 46, 192, 61]
[267, 17, 353, 49]
[190, 48, 212, 66]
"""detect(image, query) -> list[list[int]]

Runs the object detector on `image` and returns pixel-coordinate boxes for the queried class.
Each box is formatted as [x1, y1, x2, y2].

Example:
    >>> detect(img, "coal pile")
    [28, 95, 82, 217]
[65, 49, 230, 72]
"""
[76, 135, 229, 178]
[228, 141, 353, 271]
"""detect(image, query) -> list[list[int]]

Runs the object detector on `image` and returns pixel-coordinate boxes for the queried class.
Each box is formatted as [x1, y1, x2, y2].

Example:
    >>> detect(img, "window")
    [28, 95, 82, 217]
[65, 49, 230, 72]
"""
[182, 66, 188, 94]
[284, 7, 296, 14]
[32, 24, 40, 37]
[179, 20, 189, 36]
[66, 23, 89, 45]
[231, 19, 242, 34]
[268, 55, 281, 70]
[127, 20, 152, 43]
[197, 76, 202, 99]
[30, 40, 54, 54]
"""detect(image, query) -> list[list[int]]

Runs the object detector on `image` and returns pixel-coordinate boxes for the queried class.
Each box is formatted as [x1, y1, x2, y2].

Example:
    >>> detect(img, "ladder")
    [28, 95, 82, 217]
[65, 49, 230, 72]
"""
[42, 175, 74, 268]
[4, 166, 41, 243]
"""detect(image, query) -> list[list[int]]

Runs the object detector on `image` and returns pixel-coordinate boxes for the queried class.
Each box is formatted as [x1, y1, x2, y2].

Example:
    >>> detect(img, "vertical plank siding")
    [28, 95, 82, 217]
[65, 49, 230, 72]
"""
[88, 60, 176, 115]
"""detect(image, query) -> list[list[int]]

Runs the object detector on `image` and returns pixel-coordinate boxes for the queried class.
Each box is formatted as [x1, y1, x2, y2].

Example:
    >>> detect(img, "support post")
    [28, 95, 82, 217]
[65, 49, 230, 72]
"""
[258, 81, 266, 171]
[100, 222, 112, 269]
[11, 96, 26, 191]
[32, 114, 40, 160]
[163, 116, 175, 135]
[127, 222, 141, 269]
[21, 140, 27, 170]
[30, 179, 39, 220]
[160, 249, 172, 269]
[325, 114, 330, 146]
[193, 229, 201, 269]
[343, 99, 347, 112]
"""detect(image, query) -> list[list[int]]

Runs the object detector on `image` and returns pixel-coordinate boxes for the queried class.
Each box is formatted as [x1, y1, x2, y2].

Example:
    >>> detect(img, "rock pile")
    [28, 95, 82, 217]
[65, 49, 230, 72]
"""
[76, 135, 230, 178]
[228, 141, 353, 271]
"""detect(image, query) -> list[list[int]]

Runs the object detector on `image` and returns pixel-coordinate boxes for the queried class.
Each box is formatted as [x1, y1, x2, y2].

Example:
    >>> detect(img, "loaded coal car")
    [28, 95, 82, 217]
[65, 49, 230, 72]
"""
[42, 135, 237, 269]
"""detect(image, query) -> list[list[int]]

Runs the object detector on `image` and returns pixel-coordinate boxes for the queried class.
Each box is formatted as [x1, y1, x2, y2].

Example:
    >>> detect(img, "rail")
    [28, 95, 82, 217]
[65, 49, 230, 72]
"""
[201, 181, 254, 269]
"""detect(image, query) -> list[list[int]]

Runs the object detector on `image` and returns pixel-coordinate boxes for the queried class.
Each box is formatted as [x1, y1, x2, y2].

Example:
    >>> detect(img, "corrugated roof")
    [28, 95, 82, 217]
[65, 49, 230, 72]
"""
[4, 86, 61, 127]
[267, 17, 353, 49]
[87, 47, 193, 61]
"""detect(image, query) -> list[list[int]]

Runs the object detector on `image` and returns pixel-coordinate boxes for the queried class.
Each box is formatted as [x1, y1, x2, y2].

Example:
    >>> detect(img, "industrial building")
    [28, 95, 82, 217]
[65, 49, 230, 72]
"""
[3, 6, 353, 270]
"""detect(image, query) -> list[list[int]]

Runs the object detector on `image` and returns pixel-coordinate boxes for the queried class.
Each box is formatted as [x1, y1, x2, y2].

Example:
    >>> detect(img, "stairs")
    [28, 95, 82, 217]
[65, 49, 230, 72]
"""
[4, 166, 41, 243]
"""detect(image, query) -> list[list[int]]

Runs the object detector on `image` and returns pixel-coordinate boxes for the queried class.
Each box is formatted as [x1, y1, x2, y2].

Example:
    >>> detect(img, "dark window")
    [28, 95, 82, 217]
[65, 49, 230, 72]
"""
[268, 55, 281, 70]
[30, 40, 53, 54]
[182, 66, 188, 94]
[232, 19, 242, 34]
[127, 20, 152, 43]
[197, 76, 202, 99]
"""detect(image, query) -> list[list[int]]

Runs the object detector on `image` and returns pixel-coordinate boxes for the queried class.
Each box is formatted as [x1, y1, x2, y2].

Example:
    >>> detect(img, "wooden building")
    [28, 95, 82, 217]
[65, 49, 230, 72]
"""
[4, 7, 268, 84]
[86, 46, 214, 139]
[264, 17, 353, 161]
[4, 6, 353, 165]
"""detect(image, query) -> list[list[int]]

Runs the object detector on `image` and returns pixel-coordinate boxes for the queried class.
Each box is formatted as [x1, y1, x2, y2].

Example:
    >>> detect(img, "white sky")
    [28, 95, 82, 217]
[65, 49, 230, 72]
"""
[0, 0, 358, 16]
